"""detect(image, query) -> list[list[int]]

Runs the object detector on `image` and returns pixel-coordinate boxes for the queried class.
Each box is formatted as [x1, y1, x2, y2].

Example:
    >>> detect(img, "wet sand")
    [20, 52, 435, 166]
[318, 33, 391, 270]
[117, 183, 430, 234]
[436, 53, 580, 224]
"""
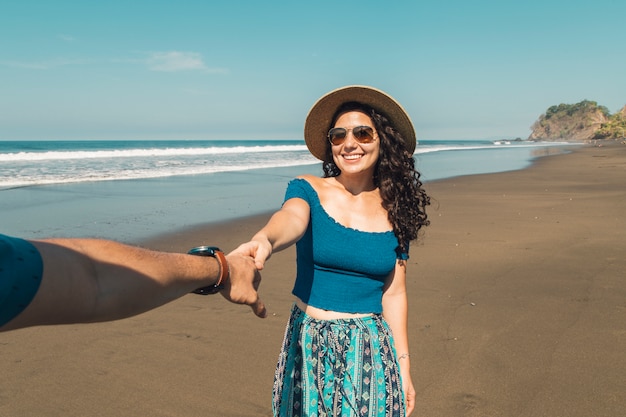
[2, 142, 625, 416]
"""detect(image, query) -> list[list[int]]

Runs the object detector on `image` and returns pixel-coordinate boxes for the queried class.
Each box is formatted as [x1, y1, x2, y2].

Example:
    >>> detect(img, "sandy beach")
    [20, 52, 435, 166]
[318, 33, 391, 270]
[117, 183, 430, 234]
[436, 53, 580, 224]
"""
[1, 142, 625, 416]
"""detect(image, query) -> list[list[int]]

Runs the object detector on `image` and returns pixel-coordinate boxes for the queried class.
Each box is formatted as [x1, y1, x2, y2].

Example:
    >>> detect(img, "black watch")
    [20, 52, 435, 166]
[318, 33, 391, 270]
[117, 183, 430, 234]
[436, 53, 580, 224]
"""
[188, 246, 229, 295]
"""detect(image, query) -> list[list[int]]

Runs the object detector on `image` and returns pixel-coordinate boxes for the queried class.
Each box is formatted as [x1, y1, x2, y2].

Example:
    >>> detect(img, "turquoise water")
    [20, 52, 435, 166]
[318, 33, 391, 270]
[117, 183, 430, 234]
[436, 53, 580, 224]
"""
[0, 139, 580, 242]
[0, 139, 578, 188]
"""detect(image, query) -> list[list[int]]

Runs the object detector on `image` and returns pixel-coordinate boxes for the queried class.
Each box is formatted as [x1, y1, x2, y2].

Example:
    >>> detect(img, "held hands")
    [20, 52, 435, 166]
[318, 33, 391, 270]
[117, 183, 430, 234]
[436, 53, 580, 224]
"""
[221, 253, 267, 318]
[220, 237, 272, 319]
[231, 238, 273, 271]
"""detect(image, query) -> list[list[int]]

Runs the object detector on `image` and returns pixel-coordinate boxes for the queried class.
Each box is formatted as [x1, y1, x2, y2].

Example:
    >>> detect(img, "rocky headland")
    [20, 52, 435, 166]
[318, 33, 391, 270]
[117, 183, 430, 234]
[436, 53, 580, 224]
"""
[528, 100, 626, 142]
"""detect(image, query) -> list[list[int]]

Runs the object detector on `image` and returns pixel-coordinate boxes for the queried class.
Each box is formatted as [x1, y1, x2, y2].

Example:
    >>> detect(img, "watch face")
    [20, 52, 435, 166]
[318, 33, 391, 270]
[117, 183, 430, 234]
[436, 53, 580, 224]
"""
[187, 246, 225, 295]
[187, 246, 220, 256]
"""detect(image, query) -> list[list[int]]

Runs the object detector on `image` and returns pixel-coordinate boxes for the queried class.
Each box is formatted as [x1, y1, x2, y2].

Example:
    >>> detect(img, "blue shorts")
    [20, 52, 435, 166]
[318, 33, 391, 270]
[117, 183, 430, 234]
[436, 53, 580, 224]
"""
[0, 234, 44, 327]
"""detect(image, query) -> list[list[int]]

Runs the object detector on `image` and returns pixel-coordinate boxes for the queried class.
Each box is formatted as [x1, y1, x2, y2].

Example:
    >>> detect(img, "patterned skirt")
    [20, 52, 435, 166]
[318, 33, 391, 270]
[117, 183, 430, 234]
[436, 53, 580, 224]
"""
[272, 304, 405, 417]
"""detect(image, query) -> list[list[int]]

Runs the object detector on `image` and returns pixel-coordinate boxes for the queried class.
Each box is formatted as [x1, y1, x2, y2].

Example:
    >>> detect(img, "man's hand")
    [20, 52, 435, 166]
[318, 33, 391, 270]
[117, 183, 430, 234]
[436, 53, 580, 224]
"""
[221, 253, 266, 318]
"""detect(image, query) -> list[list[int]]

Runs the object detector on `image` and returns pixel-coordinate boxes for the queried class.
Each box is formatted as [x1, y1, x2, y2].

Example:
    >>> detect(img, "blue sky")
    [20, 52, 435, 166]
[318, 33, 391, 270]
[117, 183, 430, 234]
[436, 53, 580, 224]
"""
[1, 0, 624, 141]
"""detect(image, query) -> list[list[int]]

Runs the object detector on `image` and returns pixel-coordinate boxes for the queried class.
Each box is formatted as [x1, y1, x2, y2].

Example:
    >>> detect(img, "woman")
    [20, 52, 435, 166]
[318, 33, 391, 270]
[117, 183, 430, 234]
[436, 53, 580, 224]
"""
[234, 85, 429, 416]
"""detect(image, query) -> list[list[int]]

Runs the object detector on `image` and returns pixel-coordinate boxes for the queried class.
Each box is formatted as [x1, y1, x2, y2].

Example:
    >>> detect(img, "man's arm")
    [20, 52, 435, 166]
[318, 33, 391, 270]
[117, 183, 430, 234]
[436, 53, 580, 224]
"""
[1, 238, 265, 332]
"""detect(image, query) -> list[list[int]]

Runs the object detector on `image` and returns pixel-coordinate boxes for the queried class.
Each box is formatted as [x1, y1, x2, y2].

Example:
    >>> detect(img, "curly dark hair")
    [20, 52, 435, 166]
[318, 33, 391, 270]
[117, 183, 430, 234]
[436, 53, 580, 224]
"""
[322, 102, 430, 252]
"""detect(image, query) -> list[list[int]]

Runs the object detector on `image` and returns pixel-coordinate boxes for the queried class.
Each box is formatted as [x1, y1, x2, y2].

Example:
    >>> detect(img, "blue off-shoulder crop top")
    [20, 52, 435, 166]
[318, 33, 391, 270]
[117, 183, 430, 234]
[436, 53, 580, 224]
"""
[285, 178, 408, 314]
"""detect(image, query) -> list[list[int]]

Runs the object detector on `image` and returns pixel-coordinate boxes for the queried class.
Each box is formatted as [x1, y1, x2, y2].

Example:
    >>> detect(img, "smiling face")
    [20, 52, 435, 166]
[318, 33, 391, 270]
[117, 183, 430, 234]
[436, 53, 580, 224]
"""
[330, 111, 380, 179]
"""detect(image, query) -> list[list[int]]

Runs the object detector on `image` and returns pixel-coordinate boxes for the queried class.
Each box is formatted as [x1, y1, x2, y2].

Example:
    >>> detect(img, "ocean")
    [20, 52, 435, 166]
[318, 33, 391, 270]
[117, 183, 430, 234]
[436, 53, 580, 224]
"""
[0, 139, 580, 242]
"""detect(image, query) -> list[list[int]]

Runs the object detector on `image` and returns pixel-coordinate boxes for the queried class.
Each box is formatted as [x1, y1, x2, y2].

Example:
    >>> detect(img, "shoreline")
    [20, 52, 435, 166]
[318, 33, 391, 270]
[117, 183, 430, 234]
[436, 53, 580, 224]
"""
[2, 142, 625, 416]
[136, 142, 583, 251]
[1, 141, 579, 243]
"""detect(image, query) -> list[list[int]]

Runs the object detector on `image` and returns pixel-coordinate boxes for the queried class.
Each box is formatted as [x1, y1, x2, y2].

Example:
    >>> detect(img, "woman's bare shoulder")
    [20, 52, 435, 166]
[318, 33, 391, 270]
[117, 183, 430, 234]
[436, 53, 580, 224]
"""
[295, 174, 320, 181]
[295, 174, 330, 188]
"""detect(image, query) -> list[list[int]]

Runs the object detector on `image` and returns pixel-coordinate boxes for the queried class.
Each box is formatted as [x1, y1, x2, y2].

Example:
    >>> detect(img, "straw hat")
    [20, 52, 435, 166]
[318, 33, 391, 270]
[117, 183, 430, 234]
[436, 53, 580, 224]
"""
[304, 85, 416, 161]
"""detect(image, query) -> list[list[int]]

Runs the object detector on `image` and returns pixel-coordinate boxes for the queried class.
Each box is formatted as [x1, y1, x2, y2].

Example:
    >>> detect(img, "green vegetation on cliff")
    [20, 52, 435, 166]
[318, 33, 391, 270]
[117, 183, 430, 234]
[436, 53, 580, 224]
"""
[545, 100, 610, 120]
[529, 101, 625, 141]
[593, 109, 626, 139]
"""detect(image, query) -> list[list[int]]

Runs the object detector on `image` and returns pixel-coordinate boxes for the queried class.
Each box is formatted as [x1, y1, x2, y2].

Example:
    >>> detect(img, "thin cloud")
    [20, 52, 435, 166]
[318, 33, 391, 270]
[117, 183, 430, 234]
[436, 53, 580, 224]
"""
[1, 51, 227, 73]
[1, 60, 49, 70]
[0, 58, 88, 70]
[146, 51, 227, 73]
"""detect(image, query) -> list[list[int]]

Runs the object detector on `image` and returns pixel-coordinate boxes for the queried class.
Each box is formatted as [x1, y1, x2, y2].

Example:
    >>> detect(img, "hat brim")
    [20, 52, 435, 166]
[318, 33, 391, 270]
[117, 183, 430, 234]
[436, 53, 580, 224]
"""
[304, 85, 416, 161]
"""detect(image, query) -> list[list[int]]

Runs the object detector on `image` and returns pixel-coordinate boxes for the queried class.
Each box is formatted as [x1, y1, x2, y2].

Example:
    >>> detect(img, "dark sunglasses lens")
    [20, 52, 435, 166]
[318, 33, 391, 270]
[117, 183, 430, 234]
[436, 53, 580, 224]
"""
[353, 126, 374, 142]
[328, 128, 347, 145]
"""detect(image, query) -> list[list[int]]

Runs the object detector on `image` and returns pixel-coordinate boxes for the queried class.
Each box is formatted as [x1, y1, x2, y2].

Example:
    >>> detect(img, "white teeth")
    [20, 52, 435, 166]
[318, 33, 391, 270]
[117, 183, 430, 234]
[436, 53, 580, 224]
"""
[343, 154, 362, 160]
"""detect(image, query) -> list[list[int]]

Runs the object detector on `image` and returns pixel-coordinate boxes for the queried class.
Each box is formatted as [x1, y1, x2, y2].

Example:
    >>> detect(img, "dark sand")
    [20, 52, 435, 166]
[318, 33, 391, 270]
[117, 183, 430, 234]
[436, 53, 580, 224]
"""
[2, 143, 625, 416]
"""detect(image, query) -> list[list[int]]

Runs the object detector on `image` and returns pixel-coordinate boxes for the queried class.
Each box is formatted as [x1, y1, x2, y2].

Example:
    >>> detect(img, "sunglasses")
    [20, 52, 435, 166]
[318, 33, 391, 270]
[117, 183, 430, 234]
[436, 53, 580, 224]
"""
[327, 126, 376, 146]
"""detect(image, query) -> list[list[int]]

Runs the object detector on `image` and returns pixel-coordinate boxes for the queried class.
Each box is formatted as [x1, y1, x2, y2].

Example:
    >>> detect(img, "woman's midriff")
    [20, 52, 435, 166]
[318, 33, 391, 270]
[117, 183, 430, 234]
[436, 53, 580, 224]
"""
[294, 297, 374, 320]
